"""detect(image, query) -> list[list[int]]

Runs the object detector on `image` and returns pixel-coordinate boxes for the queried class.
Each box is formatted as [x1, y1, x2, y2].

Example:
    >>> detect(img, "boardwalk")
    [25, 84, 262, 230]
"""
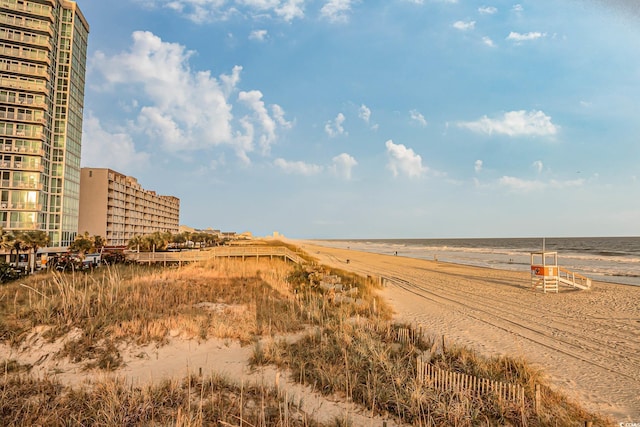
[126, 246, 305, 265]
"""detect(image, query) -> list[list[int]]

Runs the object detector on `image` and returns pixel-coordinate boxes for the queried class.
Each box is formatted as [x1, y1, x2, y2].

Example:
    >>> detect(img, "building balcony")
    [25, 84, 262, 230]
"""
[0, 92, 47, 109]
[0, 202, 42, 211]
[0, 44, 50, 64]
[0, 0, 52, 19]
[0, 28, 50, 48]
[0, 180, 43, 190]
[1, 61, 48, 79]
[0, 110, 46, 124]
[7, 221, 43, 229]
[0, 75, 47, 93]
[0, 144, 44, 155]
[0, 13, 53, 36]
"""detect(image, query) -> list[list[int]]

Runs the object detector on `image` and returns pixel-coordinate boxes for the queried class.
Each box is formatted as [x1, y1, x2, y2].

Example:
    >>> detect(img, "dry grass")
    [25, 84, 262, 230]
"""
[0, 258, 308, 369]
[254, 319, 613, 426]
[0, 246, 614, 426]
[0, 372, 320, 426]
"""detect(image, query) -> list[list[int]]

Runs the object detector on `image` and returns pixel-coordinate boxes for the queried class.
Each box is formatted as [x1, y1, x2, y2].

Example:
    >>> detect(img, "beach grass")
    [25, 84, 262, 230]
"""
[0, 245, 614, 426]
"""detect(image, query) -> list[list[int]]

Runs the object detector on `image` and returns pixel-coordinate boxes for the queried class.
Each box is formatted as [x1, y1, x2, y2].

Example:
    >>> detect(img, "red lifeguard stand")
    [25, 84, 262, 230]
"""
[530, 251, 559, 293]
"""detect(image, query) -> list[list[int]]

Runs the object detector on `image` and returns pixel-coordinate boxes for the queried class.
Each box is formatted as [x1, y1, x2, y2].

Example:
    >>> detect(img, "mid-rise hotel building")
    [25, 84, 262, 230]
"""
[0, 0, 89, 247]
[78, 168, 180, 246]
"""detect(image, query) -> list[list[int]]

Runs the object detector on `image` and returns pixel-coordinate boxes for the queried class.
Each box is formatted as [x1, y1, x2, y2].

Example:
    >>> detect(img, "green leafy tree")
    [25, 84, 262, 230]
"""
[69, 232, 94, 255]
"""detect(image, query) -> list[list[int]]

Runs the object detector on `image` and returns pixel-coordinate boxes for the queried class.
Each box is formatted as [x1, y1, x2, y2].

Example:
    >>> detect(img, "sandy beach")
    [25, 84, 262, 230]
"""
[299, 240, 640, 421]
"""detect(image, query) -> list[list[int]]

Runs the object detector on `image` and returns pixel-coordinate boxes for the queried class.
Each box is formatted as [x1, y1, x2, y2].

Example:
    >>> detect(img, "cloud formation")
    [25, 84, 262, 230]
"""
[81, 113, 150, 173]
[482, 36, 495, 47]
[358, 104, 371, 123]
[325, 113, 347, 137]
[137, 0, 305, 23]
[499, 176, 584, 192]
[91, 31, 290, 162]
[458, 110, 558, 137]
[453, 20, 476, 31]
[274, 158, 323, 175]
[474, 159, 483, 173]
[507, 31, 546, 42]
[409, 109, 427, 127]
[478, 6, 497, 14]
[330, 153, 358, 179]
[321, 0, 355, 23]
[249, 29, 268, 41]
[385, 140, 426, 178]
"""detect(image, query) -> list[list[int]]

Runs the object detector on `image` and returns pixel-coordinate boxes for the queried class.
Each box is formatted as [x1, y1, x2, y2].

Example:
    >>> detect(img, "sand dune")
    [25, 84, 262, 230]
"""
[300, 240, 640, 421]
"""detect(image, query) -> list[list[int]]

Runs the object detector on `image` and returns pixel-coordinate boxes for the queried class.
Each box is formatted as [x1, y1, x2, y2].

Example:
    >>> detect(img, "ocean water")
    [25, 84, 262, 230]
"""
[313, 237, 640, 286]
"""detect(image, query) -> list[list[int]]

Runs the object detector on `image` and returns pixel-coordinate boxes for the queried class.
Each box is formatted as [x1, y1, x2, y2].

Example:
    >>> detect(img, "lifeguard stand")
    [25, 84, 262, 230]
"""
[530, 251, 559, 293]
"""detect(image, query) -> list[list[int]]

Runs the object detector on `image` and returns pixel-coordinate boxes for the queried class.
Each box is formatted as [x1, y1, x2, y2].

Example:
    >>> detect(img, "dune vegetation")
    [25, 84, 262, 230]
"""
[0, 244, 612, 426]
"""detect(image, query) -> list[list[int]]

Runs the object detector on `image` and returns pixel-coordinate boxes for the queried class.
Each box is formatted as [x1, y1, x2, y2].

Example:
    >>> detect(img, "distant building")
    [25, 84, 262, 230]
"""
[78, 168, 179, 246]
[0, 0, 90, 247]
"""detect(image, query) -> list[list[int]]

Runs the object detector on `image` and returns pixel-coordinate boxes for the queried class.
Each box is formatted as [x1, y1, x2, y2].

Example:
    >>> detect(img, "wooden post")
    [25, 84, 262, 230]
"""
[584, 422, 593, 427]
[534, 383, 541, 415]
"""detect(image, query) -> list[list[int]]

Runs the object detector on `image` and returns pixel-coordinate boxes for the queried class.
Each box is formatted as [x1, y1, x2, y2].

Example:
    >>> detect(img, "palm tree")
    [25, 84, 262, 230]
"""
[22, 230, 50, 273]
[127, 235, 146, 252]
[3, 231, 28, 270]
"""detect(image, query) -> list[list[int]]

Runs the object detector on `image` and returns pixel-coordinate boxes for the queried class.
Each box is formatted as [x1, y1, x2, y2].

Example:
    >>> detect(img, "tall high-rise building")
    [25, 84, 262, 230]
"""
[0, 0, 89, 247]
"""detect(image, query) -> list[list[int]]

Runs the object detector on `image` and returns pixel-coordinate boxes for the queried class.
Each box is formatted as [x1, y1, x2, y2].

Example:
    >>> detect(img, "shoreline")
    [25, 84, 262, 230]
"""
[306, 239, 640, 287]
[297, 239, 640, 420]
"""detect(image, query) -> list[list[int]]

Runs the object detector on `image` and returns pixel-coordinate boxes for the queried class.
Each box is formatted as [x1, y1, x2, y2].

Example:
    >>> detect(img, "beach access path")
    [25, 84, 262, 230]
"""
[299, 241, 640, 421]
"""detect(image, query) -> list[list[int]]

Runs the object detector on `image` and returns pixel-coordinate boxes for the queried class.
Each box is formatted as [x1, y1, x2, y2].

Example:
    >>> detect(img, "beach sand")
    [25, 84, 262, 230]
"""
[299, 240, 640, 421]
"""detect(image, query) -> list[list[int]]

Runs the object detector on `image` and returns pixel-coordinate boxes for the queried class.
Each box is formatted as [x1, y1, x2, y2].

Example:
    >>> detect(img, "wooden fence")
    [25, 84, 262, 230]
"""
[416, 358, 525, 407]
[126, 246, 305, 265]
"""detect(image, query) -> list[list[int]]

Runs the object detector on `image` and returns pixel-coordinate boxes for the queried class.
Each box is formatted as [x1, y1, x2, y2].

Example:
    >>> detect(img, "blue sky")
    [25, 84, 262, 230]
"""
[78, 0, 640, 238]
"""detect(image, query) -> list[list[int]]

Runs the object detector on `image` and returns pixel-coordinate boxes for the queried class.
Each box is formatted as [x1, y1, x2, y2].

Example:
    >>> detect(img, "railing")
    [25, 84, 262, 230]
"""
[0, 111, 45, 123]
[0, 43, 49, 63]
[0, 12, 53, 35]
[0, 202, 42, 210]
[559, 267, 592, 290]
[0, 75, 47, 92]
[127, 246, 306, 265]
[0, 144, 44, 155]
[0, 28, 50, 48]
[0, 0, 52, 18]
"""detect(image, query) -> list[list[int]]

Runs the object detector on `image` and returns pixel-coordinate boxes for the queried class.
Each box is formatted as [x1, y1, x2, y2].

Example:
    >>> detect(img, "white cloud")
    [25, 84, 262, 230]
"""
[532, 160, 544, 173]
[507, 31, 546, 42]
[81, 113, 150, 173]
[321, 0, 354, 23]
[271, 104, 293, 129]
[274, 158, 323, 175]
[385, 140, 426, 178]
[238, 90, 279, 154]
[249, 29, 268, 41]
[478, 6, 497, 14]
[475, 160, 483, 173]
[275, 0, 305, 21]
[409, 109, 427, 127]
[91, 31, 290, 162]
[453, 20, 476, 31]
[482, 36, 495, 47]
[499, 176, 584, 192]
[136, 0, 305, 23]
[325, 113, 347, 137]
[330, 153, 358, 179]
[512, 4, 523, 13]
[458, 110, 558, 137]
[359, 104, 371, 123]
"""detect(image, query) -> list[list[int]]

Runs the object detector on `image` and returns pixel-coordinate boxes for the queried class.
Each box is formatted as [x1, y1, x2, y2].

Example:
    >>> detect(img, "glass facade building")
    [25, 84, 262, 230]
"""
[0, 0, 88, 247]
